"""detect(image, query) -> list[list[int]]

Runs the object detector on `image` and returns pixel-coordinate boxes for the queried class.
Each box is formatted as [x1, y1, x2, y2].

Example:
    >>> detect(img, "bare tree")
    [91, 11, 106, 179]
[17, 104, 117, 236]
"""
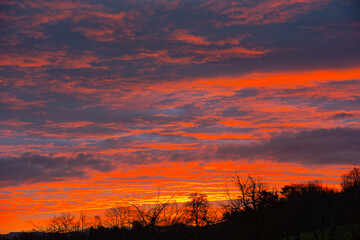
[159, 201, 187, 227]
[224, 175, 279, 240]
[37, 213, 79, 234]
[185, 193, 211, 227]
[92, 215, 103, 229]
[131, 193, 178, 229]
[78, 211, 87, 232]
[225, 174, 269, 212]
[341, 167, 360, 191]
[341, 167, 360, 239]
[104, 202, 133, 228]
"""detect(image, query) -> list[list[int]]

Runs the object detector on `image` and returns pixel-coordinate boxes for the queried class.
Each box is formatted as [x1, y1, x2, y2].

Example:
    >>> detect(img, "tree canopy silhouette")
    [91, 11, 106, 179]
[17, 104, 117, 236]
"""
[341, 167, 360, 191]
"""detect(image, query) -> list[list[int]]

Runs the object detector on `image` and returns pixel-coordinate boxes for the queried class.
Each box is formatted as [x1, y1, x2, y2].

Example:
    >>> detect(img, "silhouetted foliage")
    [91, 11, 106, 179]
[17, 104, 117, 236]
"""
[340, 167, 360, 239]
[280, 181, 338, 240]
[342, 167, 360, 191]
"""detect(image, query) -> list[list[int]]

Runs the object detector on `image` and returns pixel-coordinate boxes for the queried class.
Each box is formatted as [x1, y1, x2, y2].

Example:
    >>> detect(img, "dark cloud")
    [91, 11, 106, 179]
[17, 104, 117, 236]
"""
[95, 133, 197, 150]
[183, 125, 253, 134]
[332, 113, 353, 119]
[217, 128, 360, 165]
[222, 107, 250, 117]
[0, 153, 113, 187]
[234, 88, 259, 98]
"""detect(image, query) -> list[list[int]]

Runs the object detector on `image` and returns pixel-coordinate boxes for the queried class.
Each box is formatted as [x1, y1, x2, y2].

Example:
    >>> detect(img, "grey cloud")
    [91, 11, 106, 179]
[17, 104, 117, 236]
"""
[222, 107, 250, 117]
[317, 98, 360, 111]
[234, 88, 259, 98]
[217, 128, 360, 165]
[182, 125, 253, 134]
[0, 153, 114, 187]
[332, 113, 353, 119]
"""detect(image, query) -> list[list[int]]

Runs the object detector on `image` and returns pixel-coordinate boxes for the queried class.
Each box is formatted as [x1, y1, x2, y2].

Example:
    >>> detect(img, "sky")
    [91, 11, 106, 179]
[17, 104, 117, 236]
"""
[1, 0, 360, 233]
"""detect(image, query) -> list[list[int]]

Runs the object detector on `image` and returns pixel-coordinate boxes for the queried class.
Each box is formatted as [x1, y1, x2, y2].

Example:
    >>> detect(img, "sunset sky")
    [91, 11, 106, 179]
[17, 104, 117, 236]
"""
[1, 0, 360, 233]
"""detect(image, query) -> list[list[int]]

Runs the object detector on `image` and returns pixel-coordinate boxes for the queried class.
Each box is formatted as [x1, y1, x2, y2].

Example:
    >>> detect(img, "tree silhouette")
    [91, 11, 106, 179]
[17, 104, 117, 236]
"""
[79, 211, 88, 232]
[131, 194, 178, 230]
[223, 175, 279, 240]
[281, 181, 337, 240]
[341, 167, 360, 239]
[341, 167, 360, 191]
[104, 203, 133, 228]
[185, 193, 211, 227]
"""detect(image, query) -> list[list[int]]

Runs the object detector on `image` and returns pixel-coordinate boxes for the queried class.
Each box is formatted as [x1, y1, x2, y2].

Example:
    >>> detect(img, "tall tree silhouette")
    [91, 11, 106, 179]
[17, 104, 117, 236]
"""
[223, 175, 279, 240]
[341, 167, 360, 191]
[185, 193, 211, 227]
[104, 203, 133, 228]
[341, 167, 360, 239]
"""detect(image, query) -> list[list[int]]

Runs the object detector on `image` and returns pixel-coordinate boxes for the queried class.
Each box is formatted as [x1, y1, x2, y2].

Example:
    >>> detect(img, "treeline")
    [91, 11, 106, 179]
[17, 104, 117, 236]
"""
[4, 168, 360, 240]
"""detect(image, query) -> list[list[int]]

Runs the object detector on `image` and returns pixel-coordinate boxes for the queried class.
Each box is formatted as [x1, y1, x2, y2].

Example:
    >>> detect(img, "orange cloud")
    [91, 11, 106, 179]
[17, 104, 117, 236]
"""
[171, 30, 211, 45]
[0, 50, 99, 69]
